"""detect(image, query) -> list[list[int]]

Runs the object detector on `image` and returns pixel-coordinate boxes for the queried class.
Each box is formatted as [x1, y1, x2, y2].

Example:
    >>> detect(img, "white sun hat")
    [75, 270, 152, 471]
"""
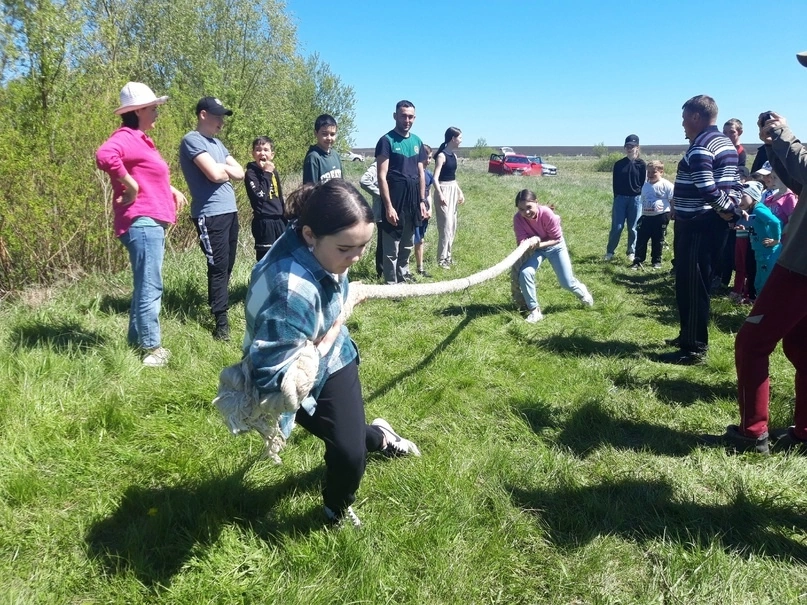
[114, 82, 168, 115]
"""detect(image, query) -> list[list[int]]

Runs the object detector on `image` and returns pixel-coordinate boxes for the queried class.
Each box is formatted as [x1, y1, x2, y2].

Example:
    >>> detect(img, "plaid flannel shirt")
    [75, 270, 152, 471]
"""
[242, 226, 357, 418]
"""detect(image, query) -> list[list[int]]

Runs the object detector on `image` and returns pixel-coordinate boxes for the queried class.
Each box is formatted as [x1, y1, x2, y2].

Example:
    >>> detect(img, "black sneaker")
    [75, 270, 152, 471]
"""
[770, 426, 807, 453]
[656, 349, 705, 365]
[372, 418, 421, 457]
[399, 272, 418, 284]
[417, 269, 432, 278]
[324, 505, 362, 528]
[700, 424, 769, 455]
[213, 312, 230, 341]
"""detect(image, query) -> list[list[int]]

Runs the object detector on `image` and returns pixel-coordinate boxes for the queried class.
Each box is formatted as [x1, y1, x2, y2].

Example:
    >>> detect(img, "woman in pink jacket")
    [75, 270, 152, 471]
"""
[96, 82, 187, 367]
[513, 189, 593, 323]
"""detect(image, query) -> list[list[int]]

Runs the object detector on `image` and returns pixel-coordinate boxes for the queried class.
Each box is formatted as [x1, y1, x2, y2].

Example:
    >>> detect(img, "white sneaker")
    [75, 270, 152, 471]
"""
[626, 254, 635, 263]
[603, 253, 614, 261]
[525, 308, 544, 323]
[143, 347, 170, 368]
[581, 293, 594, 307]
[324, 505, 362, 528]
[372, 418, 421, 457]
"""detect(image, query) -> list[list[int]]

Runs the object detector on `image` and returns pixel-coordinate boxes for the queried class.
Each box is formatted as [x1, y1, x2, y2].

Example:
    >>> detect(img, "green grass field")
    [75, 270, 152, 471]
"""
[1, 157, 805, 604]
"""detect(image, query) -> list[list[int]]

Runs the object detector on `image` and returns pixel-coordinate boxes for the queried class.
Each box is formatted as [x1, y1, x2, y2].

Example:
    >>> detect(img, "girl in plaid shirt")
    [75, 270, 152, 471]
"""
[243, 179, 420, 527]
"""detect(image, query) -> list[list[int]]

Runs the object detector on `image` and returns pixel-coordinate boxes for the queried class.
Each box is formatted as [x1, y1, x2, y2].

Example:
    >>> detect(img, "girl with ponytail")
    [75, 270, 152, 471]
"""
[432, 127, 465, 268]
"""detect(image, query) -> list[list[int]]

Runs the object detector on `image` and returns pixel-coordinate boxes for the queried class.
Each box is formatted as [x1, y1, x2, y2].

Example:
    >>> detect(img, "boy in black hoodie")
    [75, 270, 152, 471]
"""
[245, 136, 286, 262]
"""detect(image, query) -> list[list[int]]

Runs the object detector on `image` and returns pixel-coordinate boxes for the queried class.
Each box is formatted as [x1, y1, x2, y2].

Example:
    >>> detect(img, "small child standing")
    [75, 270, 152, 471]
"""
[244, 136, 286, 262]
[741, 180, 782, 295]
[514, 189, 593, 323]
[302, 114, 343, 184]
[632, 160, 673, 270]
[413, 144, 434, 277]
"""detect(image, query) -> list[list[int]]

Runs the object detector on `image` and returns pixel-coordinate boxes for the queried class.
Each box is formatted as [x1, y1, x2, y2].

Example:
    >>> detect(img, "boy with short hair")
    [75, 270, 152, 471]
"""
[632, 160, 673, 270]
[179, 96, 245, 341]
[244, 136, 286, 262]
[605, 134, 646, 263]
[302, 114, 343, 183]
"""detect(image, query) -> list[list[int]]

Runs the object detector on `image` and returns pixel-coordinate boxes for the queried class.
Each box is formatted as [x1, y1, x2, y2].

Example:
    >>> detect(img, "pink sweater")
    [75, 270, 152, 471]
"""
[96, 127, 176, 236]
[513, 205, 563, 244]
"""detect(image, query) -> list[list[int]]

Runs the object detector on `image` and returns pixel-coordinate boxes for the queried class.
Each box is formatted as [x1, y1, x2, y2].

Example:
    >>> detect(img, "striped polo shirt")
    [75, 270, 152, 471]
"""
[673, 126, 741, 220]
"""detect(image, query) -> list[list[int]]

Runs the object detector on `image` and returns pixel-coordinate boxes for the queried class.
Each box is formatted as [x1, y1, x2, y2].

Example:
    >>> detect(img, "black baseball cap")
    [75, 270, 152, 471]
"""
[195, 97, 233, 116]
[624, 134, 640, 147]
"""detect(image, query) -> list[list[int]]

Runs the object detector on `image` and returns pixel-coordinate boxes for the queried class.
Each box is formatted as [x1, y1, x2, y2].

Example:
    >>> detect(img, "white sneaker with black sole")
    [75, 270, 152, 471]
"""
[324, 505, 362, 528]
[372, 418, 421, 457]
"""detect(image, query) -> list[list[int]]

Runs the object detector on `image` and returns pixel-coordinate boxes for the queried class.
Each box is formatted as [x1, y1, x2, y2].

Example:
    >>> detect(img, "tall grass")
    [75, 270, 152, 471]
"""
[1, 157, 805, 604]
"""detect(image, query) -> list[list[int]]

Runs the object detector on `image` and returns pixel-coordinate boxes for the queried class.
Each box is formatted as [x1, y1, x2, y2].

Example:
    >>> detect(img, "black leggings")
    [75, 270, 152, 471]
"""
[294, 360, 384, 512]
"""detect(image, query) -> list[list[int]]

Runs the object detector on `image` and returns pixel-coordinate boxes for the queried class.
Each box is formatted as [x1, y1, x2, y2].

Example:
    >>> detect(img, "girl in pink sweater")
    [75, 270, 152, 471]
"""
[513, 189, 593, 322]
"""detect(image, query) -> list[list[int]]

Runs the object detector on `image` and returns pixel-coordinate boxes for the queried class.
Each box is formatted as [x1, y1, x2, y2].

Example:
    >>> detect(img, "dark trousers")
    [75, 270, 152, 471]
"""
[294, 361, 384, 512]
[673, 213, 729, 352]
[194, 212, 239, 316]
[634, 213, 670, 264]
[720, 229, 737, 286]
[375, 223, 383, 278]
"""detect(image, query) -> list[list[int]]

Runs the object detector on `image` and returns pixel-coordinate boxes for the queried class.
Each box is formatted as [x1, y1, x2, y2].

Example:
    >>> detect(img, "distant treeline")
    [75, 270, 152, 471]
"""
[0, 0, 355, 292]
[353, 144, 764, 158]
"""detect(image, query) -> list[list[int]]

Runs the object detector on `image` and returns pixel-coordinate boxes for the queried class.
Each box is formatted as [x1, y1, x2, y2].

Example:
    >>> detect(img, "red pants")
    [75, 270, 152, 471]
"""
[735, 264, 807, 438]
[732, 237, 749, 297]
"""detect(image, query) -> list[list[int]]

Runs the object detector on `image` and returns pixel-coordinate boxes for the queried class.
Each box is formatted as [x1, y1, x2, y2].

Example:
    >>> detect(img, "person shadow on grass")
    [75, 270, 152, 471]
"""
[85, 463, 323, 587]
[508, 476, 807, 562]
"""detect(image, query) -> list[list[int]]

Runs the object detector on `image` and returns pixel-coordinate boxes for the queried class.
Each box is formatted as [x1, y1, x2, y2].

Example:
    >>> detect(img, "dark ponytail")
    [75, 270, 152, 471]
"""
[433, 126, 461, 160]
[515, 189, 555, 211]
[286, 179, 373, 236]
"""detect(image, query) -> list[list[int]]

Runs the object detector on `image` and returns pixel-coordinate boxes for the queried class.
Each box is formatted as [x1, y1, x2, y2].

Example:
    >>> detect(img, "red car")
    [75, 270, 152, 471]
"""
[488, 153, 543, 176]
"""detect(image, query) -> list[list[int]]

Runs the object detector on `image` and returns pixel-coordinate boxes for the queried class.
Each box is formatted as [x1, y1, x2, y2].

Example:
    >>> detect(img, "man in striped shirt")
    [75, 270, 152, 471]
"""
[659, 95, 741, 365]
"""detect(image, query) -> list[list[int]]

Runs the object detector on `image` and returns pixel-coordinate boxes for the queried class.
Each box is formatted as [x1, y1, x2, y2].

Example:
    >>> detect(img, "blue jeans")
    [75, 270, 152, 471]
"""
[607, 195, 642, 256]
[119, 225, 166, 350]
[518, 240, 590, 310]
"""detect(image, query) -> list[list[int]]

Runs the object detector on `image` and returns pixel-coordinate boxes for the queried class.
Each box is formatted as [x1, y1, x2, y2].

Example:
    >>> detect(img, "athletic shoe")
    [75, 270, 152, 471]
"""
[525, 308, 544, 323]
[372, 418, 421, 457]
[603, 253, 614, 261]
[324, 505, 362, 528]
[727, 291, 743, 303]
[400, 272, 418, 284]
[700, 424, 769, 455]
[142, 347, 171, 368]
[664, 336, 681, 347]
[417, 269, 432, 278]
[655, 349, 705, 366]
[630, 263, 642, 271]
[213, 324, 231, 341]
[581, 293, 594, 307]
[771, 426, 807, 454]
[652, 263, 662, 270]
[438, 260, 451, 269]
[213, 312, 230, 341]
[626, 254, 635, 263]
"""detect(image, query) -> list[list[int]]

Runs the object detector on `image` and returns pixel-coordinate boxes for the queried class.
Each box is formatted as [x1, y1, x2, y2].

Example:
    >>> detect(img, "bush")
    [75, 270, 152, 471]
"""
[594, 152, 624, 172]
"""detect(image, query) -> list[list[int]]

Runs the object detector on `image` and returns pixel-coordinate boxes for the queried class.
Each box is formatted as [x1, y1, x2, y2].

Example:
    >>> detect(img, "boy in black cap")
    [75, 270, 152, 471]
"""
[179, 97, 244, 341]
[605, 134, 646, 263]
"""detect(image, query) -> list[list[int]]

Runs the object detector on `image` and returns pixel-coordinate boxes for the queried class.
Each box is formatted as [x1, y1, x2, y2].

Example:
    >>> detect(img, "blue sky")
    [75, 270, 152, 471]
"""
[285, 0, 807, 150]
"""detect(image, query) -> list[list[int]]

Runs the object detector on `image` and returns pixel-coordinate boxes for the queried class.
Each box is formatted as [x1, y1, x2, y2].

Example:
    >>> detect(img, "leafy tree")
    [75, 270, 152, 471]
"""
[0, 0, 356, 291]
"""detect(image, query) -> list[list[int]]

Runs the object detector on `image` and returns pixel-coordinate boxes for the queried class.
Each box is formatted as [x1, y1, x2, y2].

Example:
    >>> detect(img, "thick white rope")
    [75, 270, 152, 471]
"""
[213, 236, 539, 461]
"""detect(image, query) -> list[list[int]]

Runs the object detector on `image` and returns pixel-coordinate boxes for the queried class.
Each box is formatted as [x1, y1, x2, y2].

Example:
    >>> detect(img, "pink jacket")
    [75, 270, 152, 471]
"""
[513, 205, 563, 244]
[96, 127, 176, 236]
